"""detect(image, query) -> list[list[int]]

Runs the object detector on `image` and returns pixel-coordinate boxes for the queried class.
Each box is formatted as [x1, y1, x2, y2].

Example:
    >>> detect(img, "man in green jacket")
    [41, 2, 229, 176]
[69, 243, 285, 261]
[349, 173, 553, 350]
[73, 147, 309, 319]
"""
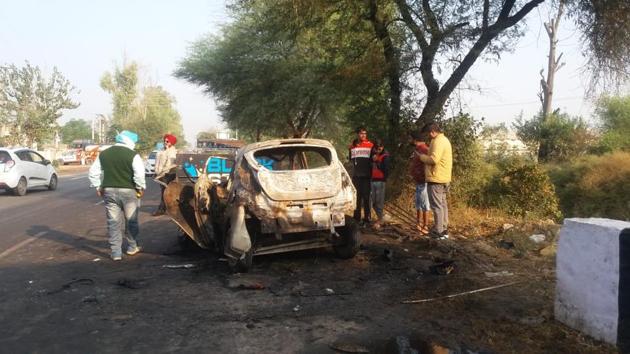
[88, 130, 146, 260]
[416, 122, 452, 240]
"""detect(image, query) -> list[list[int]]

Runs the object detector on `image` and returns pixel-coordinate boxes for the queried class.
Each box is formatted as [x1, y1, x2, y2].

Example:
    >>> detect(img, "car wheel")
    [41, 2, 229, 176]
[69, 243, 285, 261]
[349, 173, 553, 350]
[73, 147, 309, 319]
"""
[48, 174, 58, 190]
[13, 177, 27, 196]
[333, 217, 361, 259]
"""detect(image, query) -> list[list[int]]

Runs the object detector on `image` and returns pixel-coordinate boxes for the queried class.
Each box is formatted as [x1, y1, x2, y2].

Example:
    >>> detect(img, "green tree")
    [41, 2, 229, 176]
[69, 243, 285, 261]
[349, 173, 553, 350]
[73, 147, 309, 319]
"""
[127, 86, 185, 153]
[514, 110, 595, 162]
[0, 62, 79, 146]
[594, 95, 630, 153]
[176, 2, 351, 141]
[60, 119, 91, 144]
[100, 61, 138, 126]
[101, 62, 185, 154]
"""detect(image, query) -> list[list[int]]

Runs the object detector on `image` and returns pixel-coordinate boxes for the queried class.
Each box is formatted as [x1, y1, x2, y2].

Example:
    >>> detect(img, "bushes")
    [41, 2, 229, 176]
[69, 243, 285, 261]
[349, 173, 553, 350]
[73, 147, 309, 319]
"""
[476, 158, 562, 220]
[547, 152, 630, 220]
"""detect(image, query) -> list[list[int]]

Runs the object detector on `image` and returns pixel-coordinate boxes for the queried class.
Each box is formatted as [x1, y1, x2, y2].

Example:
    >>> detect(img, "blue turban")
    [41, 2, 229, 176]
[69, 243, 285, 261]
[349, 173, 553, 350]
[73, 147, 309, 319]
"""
[115, 130, 138, 149]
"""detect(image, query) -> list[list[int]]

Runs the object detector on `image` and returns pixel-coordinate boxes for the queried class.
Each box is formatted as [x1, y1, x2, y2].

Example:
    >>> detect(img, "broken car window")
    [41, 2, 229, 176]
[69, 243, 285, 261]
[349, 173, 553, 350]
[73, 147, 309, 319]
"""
[253, 146, 332, 171]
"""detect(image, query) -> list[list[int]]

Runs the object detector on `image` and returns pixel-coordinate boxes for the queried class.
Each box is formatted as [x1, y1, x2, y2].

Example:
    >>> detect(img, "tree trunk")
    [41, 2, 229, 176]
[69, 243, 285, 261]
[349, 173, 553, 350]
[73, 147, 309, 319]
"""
[538, 0, 565, 161]
[367, 0, 402, 146]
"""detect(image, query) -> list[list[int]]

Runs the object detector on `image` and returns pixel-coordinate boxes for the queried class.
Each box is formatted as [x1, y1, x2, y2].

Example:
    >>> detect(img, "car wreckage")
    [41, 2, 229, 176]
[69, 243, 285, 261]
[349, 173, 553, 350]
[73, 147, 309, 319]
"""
[164, 138, 361, 271]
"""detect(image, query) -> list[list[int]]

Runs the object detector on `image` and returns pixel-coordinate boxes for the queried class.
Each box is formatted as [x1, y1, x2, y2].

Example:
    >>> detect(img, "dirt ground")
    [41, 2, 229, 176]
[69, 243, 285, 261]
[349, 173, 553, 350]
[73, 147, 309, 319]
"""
[0, 206, 617, 353]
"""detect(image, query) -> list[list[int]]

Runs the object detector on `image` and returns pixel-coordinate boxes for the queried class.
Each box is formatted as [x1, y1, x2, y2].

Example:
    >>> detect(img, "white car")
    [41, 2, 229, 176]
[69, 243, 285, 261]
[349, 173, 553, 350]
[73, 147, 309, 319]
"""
[0, 148, 58, 196]
[145, 150, 158, 176]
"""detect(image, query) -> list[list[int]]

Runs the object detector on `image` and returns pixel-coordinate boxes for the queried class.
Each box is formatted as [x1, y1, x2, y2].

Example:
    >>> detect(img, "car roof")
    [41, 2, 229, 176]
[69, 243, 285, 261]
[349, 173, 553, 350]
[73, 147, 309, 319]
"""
[0, 147, 30, 153]
[239, 138, 335, 154]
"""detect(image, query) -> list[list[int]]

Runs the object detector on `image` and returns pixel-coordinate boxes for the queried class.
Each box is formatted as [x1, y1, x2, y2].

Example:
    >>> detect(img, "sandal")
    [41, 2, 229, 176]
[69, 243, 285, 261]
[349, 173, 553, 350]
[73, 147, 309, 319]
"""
[416, 224, 430, 235]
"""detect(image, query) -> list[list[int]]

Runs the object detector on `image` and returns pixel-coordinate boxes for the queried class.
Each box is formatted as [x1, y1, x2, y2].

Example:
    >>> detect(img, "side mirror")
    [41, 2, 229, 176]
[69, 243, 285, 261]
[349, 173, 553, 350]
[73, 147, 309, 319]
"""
[43, 159, 51, 165]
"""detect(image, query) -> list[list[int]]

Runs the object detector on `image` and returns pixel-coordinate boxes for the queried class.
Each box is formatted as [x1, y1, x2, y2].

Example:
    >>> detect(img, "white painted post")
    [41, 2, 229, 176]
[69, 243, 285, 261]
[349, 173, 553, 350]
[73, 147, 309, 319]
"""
[555, 218, 630, 347]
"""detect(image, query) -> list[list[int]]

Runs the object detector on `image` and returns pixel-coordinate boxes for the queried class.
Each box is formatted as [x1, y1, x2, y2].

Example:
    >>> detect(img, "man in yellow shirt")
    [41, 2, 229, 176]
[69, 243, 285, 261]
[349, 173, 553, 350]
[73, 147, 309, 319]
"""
[416, 122, 452, 239]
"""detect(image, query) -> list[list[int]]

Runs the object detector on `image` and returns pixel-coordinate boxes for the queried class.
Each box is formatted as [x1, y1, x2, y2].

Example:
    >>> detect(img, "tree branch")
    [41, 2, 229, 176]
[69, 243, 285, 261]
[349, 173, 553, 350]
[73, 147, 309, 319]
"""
[422, 0, 442, 36]
[394, 0, 428, 49]
[483, 0, 490, 29]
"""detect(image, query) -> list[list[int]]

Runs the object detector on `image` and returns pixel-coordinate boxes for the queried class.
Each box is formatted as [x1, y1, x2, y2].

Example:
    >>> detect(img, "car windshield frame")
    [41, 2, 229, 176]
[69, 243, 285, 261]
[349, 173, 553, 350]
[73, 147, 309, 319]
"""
[251, 145, 333, 171]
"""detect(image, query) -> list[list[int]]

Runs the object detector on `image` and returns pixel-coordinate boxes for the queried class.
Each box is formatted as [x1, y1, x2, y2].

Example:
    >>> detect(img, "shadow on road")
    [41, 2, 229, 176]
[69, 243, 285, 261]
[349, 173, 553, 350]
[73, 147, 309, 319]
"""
[26, 225, 109, 259]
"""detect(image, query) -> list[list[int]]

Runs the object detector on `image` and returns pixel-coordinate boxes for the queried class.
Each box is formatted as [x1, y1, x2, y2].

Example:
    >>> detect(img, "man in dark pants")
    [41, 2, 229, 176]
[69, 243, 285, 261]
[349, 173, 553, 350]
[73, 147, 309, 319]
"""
[349, 127, 374, 226]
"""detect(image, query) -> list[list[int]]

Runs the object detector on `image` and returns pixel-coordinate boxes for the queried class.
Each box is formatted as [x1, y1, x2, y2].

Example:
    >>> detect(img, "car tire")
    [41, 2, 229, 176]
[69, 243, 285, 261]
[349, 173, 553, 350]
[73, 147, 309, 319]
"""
[333, 217, 361, 259]
[48, 174, 58, 190]
[177, 229, 199, 250]
[13, 177, 27, 196]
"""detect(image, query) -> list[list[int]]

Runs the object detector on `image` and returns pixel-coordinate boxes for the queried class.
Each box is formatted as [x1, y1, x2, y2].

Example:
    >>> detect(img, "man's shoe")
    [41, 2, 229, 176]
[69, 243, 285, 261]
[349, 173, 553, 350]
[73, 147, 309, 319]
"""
[111, 254, 122, 261]
[126, 247, 141, 256]
[429, 230, 448, 240]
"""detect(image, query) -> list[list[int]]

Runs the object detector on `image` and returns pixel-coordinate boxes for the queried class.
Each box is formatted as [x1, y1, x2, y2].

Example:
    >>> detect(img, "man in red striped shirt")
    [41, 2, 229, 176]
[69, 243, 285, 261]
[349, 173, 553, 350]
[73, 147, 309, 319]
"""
[349, 127, 374, 225]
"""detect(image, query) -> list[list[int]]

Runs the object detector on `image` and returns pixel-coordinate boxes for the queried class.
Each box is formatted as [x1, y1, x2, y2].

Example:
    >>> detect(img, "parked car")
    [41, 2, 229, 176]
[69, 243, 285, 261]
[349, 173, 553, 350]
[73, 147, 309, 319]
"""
[145, 150, 158, 176]
[164, 138, 360, 272]
[0, 148, 58, 196]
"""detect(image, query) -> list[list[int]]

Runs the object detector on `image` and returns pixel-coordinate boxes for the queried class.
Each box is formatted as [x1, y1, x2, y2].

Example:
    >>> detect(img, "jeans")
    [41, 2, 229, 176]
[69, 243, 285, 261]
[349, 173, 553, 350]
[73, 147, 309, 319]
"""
[371, 181, 385, 220]
[103, 188, 140, 256]
[428, 183, 449, 233]
[352, 176, 371, 222]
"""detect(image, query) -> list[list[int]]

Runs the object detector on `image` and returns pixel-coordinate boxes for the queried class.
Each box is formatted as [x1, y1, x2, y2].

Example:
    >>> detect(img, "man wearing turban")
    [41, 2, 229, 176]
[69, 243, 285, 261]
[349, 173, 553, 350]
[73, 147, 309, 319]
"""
[153, 133, 178, 216]
[88, 130, 146, 261]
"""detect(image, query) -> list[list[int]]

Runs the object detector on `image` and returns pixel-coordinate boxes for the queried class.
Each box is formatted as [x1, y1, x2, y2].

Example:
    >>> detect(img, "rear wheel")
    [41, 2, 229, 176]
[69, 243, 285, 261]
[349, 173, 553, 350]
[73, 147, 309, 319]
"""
[333, 217, 361, 259]
[13, 177, 27, 196]
[48, 174, 58, 190]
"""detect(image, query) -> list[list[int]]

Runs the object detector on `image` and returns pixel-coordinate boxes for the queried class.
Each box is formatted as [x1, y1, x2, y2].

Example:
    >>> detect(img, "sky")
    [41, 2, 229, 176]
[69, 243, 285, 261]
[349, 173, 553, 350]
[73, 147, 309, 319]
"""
[0, 1, 598, 145]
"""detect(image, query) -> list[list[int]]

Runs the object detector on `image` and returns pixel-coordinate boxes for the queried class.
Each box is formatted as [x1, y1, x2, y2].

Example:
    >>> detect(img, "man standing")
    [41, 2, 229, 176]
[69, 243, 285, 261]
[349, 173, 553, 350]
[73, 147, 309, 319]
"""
[417, 122, 452, 240]
[371, 140, 390, 230]
[89, 130, 146, 261]
[152, 133, 178, 216]
[349, 127, 374, 225]
[410, 133, 432, 236]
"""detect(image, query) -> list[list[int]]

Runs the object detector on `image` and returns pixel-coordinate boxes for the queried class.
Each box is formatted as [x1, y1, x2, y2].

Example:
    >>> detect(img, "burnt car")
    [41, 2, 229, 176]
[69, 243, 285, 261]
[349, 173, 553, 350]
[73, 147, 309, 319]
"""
[164, 138, 360, 271]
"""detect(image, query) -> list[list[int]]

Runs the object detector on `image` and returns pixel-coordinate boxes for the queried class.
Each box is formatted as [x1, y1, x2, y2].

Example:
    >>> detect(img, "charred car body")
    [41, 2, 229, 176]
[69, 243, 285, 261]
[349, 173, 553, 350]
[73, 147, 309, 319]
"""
[164, 138, 360, 271]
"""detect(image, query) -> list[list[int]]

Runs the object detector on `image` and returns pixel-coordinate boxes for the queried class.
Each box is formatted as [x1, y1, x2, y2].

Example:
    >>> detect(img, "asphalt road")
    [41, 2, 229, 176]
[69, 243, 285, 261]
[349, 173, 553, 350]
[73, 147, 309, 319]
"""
[0, 170, 163, 258]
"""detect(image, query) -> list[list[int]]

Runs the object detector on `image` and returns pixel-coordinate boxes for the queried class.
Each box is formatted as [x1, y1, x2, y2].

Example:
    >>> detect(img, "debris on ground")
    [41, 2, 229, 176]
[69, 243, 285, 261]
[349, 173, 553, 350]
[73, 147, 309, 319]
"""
[529, 234, 546, 243]
[497, 239, 515, 249]
[502, 223, 515, 232]
[402, 281, 522, 304]
[429, 260, 455, 275]
[484, 271, 514, 278]
[46, 278, 94, 295]
[387, 335, 419, 354]
[382, 248, 394, 262]
[162, 263, 196, 269]
[329, 341, 370, 353]
[117, 278, 150, 290]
